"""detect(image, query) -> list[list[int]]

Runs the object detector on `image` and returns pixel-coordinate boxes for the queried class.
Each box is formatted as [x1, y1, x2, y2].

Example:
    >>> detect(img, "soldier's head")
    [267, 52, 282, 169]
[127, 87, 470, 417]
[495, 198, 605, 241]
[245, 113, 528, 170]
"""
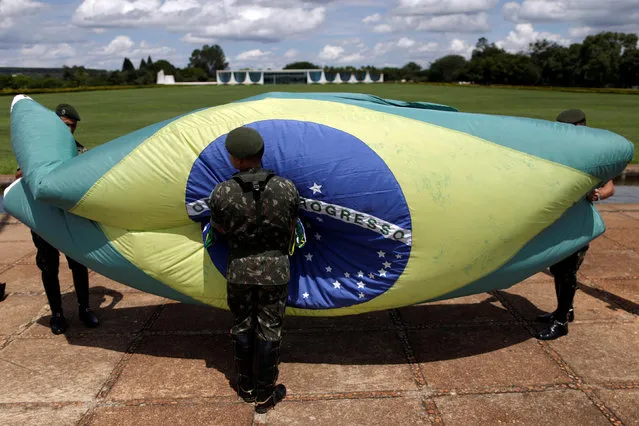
[55, 103, 81, 134]
[556, 109, 586, 126]
[225, 126, 265, 171]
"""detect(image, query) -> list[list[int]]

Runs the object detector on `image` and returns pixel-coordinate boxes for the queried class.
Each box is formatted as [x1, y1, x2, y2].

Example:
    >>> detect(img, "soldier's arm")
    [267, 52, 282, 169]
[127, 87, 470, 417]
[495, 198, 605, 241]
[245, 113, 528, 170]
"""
[208, 185, 226, 234]
[289, 183, 300, 232]
[588, 181, 615, 202]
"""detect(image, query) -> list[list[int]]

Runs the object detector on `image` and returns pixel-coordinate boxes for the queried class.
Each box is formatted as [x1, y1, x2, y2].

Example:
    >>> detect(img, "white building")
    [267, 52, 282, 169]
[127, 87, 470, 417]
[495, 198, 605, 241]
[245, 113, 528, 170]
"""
[215, 69, 384, 85]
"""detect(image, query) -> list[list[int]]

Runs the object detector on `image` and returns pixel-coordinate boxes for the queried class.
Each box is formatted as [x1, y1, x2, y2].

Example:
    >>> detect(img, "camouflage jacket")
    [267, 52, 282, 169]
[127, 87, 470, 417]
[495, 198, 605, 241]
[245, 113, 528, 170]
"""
[208, 168, 299, 285]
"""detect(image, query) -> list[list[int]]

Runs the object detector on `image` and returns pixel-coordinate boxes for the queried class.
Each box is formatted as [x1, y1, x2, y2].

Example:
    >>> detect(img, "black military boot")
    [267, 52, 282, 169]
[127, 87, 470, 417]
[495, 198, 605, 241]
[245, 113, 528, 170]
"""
[536, 320, 568, 340]
[537, 273, 575, 323]
[79, 306, 100, 328]
[536, 308, 574, 323]
[254, 339, 285, 414]
[50, 312, 68, 335]
[232, 334, 255, 403]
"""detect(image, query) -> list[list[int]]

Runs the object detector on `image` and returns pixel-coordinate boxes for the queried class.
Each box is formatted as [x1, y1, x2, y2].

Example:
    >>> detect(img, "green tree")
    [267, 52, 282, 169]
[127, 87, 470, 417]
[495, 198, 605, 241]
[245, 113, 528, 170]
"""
[121, 57, 135, 72]
[284, 61, 320, 69]
[139, 58, 147, 70]
[151, 59, 177, 75]
[619, 48, 639, 87]
[579, 32, 639, 87]
[428, 55, 467, 82]
[188, 44, 228, 78]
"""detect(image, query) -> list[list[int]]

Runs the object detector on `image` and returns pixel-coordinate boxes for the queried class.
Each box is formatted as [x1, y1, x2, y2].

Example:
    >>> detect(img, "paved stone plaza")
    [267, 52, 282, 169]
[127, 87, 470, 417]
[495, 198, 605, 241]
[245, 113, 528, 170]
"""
[0, 204, 637, 425]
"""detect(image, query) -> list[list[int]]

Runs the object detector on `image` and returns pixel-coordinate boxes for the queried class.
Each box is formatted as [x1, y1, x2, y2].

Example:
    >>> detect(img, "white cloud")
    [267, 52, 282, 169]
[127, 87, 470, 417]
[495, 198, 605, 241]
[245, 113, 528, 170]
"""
[0, 0, 45, 31]
[0, 0, 45, 16]
[497, 23, 570, 53]
[568, 26, 594, 38]
[341, 53, 365, 63]
[502, 0, 639, 29]
[180, 34, 216, 44]
[73, 0, 327, 42]
[395, 0, 499, 15]
[449, 38, 473, 58]
[362, 13, 381, 23]
[20, 43, 76, 60]
[373, 24, 393, 33]
[408, 12, 490, 32]
[236, 49, 271, 60]
[318, 44, 344, 61]
[397, 37, 417, 48]
[284, 48, 298, 58]
[102, 35, 135, 55]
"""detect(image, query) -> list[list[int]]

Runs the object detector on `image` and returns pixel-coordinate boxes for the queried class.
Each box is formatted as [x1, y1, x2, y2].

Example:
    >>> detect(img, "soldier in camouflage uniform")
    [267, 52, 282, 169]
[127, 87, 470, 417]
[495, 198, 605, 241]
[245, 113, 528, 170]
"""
[15, 104, 100, 335]
[208, 126, 299, 414]
[536, 109, 616, 340]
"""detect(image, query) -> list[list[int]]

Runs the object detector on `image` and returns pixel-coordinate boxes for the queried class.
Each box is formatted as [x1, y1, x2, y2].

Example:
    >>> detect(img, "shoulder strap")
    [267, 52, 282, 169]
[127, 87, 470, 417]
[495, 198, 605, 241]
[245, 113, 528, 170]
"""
[232, 170, 276, 226]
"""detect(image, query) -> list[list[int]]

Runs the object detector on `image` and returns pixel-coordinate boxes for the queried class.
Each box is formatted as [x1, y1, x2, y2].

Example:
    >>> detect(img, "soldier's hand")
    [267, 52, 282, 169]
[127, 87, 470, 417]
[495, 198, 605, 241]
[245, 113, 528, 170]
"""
[15, 170, 23, 179]
[587, 189, 601, 202]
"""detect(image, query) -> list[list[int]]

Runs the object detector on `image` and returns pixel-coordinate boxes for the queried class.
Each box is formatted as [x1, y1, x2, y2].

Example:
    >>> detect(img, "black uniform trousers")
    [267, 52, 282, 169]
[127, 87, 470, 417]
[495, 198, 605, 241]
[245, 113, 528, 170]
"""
[548, 245, 589, 322]
[227, 283, 288, 401]
[31, 231, 89, 314]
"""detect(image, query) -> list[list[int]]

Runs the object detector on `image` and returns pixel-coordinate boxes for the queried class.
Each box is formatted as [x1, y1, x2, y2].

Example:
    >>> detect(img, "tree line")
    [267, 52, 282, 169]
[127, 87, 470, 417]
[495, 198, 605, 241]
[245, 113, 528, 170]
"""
[1, 32, 638, 90]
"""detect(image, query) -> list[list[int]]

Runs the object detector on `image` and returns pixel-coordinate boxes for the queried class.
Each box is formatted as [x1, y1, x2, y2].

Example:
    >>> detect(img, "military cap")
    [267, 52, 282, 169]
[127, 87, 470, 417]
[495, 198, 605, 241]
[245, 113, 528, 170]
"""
[556, 109, 586, 125]
[55, 104, 81, 122]
[225, 127, 264, 159]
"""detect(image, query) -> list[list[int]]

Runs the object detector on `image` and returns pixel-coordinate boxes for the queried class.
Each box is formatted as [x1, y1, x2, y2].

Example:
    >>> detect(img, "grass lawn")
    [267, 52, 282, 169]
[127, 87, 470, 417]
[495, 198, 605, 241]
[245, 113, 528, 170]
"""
[1, 84, 637, 173]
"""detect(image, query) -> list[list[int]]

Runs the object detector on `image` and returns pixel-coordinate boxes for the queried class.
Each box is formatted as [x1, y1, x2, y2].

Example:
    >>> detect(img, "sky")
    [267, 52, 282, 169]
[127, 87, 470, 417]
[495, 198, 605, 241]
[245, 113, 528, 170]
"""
[1, 0, 638, 71]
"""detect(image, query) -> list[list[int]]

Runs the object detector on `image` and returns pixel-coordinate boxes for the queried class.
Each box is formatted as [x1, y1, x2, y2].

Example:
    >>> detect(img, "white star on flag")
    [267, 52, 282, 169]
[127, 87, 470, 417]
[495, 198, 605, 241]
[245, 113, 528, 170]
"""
[303, 292, 309, 299]
[314, 233, 322, 241]
[333, 280, 341, 289]
[305, 253, 313, 262]
[344, 272, 351, 278]
[395, 254, 402, 259]
[316, 217, 323, 222]
[359, 292, 365, 299]
[326, 266, 332, 272]
[357, 271, 364, 278]
[309, 183, 322, 194]
[357, 281, 365, 289]
[378, 269, 387, 277]
[368, 273, 375, 279]
[383, 261, 391, 269]
[377, 250, 386, 258]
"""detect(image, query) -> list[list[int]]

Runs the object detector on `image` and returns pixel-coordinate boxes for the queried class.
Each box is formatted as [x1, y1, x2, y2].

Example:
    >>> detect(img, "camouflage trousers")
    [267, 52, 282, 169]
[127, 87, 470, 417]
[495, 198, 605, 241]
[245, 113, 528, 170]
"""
[548, 245, 589, 320]
[227, 283, 288, 342]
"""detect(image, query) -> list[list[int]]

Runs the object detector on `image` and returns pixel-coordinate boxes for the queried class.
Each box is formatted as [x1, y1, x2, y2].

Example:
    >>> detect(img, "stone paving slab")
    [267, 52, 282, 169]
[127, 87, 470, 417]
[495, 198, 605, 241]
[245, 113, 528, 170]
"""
[411, 326, 570, 389]
[0, 264, 73, 294]
[0, 223, 34, 241]
[434, 390, 610, 426]
[594, 389, 639, 426]
[603, 229, 639, 250]
[0, 205, 637, 425]
[279, 331, 417, 394]
[599, 211, 639, 228]
[547, 323, 639, 384]
[398, 293, 514, 327]
[265, 397, 431, 425]
[580, 250, 639, 279]
[0, 294, 47, 335]
[107, 335, 235, 401]
[0, 405, 88, 426]
[86, 402, 255, 426]
[24, 292, 165, 338]
[501, 279, 637, 323]
[0, 242, 34, 265]
[0, 336, 130, 403]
